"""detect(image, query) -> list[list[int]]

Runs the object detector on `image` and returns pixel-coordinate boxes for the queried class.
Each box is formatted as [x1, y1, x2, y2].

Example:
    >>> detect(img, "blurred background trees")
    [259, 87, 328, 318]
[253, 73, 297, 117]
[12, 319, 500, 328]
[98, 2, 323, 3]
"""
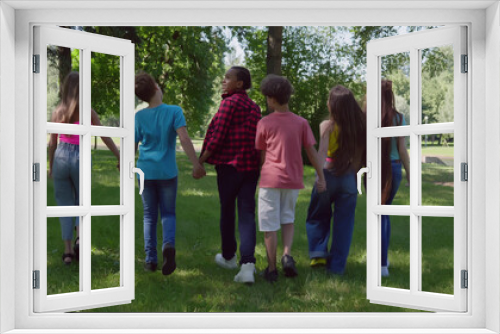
[48, 25, 453, 148]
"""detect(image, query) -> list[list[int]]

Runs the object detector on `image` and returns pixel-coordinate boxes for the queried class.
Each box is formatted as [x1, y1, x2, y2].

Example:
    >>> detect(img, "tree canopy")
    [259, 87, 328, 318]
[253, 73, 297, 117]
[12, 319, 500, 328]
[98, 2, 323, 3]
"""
[48, 25, 453, 141]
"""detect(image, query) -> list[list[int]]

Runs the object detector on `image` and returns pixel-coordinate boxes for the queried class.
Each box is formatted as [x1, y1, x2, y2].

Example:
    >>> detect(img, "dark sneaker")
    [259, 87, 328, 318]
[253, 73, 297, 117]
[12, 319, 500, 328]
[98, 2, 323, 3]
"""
[262, 267, 278, 283]
[281, 255, 298, 277]
[144, 262, 157, 272]
[162, 245, 176, 276]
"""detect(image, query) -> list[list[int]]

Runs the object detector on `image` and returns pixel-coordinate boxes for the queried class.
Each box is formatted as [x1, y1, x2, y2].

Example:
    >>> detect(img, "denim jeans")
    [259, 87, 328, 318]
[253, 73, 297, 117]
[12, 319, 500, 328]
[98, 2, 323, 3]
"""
[52, 142, 80, 241]
[306, 169, 358, 275]
[215, 164, 259, 264]
[140, 178, 178, 264]
[381, 161, 403, 267]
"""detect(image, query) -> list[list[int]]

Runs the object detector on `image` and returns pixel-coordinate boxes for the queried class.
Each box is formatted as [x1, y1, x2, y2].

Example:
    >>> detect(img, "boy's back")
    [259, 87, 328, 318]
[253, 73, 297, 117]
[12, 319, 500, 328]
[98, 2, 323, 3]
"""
[256, 111, 316, 189]
[135, 103, 186, 180]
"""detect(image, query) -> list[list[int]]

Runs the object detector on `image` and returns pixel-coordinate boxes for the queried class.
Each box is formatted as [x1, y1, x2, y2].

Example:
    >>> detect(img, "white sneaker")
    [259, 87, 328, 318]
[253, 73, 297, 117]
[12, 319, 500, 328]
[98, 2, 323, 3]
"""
[215, 253, 238, 269]
[381, 266, 390, 277]
[234, 263, 255, 284]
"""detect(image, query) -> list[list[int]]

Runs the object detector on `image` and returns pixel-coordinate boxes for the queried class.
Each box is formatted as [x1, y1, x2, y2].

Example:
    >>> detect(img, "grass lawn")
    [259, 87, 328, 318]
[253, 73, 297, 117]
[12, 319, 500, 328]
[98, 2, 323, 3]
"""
[45, 150, 454, 312]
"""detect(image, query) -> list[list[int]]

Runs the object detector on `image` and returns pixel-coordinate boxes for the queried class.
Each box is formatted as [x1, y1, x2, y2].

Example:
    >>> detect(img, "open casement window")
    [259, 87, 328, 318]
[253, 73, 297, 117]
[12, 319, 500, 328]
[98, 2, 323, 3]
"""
[364, 26, 467, 312]
[33, 26, 139, 312]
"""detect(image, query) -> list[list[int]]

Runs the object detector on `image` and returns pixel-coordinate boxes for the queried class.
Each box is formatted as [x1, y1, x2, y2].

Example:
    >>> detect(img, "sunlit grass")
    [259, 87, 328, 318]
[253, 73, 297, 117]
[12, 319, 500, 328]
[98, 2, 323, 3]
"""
[45, 150, 454, 312]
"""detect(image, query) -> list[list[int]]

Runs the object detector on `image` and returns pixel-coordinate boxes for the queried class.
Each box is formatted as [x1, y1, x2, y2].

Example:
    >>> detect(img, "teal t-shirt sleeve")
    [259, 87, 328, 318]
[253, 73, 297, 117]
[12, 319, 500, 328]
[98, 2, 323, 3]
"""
[173, 107, 187, 130]
[134, 113, 142, 143]
[401, 114, 407, 126]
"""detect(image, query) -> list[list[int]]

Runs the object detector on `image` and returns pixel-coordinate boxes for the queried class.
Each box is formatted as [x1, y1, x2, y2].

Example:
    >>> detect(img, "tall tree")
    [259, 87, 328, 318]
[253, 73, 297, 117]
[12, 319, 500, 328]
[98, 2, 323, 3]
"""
[267, 26, 283, 76]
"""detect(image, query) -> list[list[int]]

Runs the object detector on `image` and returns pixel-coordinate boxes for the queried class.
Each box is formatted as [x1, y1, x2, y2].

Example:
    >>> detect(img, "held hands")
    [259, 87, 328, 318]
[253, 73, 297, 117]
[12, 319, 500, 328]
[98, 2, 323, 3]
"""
[192, 163, 207, 179]
[316, 178, 327, 193]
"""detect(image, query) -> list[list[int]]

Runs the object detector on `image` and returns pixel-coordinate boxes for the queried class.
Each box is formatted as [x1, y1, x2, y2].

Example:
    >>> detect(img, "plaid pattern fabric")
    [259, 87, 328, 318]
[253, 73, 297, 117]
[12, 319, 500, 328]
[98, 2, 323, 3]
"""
[201, 90, 261, 171]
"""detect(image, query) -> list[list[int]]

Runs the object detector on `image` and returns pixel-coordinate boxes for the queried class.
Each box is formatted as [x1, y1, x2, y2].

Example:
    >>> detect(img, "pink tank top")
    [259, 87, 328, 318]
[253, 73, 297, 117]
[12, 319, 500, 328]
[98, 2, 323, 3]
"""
[59, 121, 80, 145]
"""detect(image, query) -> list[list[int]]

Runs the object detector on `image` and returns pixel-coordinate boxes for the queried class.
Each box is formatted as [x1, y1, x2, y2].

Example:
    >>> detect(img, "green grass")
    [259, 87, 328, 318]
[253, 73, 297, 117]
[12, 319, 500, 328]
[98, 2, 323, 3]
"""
[45, 150, 454, 312]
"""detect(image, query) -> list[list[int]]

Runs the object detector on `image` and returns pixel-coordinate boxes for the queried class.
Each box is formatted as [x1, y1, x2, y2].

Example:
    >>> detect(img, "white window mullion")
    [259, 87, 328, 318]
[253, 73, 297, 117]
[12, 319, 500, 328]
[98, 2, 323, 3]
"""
[122, 50, 135, 296]
[81, 47, 92, 295]
[409, 46, 420, 296]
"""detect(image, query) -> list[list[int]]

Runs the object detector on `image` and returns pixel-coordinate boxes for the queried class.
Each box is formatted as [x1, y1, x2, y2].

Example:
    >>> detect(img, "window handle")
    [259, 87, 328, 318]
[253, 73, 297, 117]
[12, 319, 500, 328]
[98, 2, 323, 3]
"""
[129, 162, 144, 195]
[357, 162, 371, 195]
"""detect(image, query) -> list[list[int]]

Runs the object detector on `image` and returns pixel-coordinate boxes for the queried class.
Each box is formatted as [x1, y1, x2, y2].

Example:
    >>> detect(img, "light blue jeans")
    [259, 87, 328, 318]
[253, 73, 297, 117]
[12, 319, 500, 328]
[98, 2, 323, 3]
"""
[306, 169, 358, 275]
[140, 178, 178, 264]
[381, 161, 403, 267]
[52, 142, 80, 241]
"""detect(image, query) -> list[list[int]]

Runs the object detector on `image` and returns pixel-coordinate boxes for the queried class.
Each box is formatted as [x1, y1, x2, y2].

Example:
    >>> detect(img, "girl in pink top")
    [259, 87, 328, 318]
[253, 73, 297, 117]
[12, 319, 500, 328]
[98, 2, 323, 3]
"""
[256, 74, 326, 282]
[48, 72, 120, 265]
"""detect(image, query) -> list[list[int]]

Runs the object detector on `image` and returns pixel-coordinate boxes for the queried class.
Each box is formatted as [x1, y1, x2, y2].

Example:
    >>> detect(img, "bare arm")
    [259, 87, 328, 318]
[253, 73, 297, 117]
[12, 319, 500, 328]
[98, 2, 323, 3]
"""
[398, 137, 410, 185]
[91, 110, 120, 170]
[198, 150, 212, 165]
[48, 133, 58, 177]
[318, 120, 332, 168]
[48, 110, 60, 177]
[177, 126, 206, 179]
[305, 145, 326, 193]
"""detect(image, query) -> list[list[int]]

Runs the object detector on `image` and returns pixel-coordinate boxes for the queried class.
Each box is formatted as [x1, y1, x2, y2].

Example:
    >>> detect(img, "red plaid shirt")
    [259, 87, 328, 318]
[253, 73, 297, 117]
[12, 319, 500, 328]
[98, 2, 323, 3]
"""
[201, 90, 261, 171]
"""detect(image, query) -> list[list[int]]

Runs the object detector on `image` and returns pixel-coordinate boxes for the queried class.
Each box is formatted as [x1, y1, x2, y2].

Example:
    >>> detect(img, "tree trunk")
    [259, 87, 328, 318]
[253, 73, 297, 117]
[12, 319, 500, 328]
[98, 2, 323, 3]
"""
[57, 27, 73, 99]
[267, 26, 283, 76]
[266, 26, 283, 114]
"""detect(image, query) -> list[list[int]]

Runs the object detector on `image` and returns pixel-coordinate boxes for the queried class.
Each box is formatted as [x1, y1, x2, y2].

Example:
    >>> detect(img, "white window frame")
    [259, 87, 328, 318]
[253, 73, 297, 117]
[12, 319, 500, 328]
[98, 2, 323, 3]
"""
[32, 25, 136, 313]
[1, 1, 499, 333]
[365, 26, 468, 312]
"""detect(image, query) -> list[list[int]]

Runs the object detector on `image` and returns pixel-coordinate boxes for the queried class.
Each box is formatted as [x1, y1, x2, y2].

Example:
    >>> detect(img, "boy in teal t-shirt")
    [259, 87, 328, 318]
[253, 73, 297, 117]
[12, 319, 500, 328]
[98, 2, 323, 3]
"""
[135, 72, 205, 275]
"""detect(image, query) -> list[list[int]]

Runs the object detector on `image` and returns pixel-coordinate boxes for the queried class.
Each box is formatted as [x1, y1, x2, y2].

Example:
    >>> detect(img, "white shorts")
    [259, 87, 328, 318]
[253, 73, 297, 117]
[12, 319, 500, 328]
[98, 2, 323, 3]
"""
[258, 188, 300, 232]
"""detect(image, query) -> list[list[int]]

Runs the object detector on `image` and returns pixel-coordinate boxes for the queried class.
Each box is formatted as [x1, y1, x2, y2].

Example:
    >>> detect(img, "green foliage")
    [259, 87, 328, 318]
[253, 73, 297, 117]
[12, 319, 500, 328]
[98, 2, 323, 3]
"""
[134, 26, 228, 134]
[82, 26, 228, 133]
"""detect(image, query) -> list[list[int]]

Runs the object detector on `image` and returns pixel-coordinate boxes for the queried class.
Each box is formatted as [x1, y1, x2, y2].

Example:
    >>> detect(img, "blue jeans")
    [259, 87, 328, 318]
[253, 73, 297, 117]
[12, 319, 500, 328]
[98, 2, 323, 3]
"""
[140, 178, 178, 264]
[52, 142, 80, 241]
[381, 161, 403, 267]
[215, 164, 259, 264]
[306, 169, 358, 275]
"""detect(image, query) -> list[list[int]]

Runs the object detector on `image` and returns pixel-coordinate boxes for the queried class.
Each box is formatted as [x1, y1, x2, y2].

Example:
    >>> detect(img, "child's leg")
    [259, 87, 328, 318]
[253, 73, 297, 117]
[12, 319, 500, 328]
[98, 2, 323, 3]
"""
[258, 188, 281, 271]
[281, 223, 294, 256]
[279, 189, 300, 256]
[216, 165, 240, 260]
[158, 177, 178, 249]
[264, 231, 278, 271]
[141, 180, 159, 264]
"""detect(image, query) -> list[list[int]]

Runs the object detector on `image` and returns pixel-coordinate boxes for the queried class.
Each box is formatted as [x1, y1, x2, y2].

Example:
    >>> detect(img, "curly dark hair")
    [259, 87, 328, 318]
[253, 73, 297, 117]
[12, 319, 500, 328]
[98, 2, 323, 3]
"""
[260, 74, 294, 105]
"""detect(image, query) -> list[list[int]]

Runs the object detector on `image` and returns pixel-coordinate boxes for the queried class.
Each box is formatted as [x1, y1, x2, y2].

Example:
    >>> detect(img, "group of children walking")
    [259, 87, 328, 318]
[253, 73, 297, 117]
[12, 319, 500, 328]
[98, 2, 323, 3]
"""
[134, 66, 381, 284]
[50, 65, 409, 284]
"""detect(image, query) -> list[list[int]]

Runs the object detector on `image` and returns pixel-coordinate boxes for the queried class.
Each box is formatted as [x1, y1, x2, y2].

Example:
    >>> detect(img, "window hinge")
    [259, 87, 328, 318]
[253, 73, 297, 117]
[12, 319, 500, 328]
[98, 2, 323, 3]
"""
[461, 162, 468, 181]
[33, 163, 40, 182]
[461, 270, 468, 289]
[33, 54, 40, 73]
[461, 54, 468, 73]
[33, 270, 40, 289]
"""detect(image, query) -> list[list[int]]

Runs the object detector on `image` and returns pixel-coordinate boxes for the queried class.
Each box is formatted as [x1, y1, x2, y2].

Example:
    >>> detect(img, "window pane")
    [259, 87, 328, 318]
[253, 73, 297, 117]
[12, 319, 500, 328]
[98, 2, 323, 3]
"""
[421, 134, 454, 206]
[380, 52, 410, 127]
[380, 136, 410, 206]
[91, 215, 121, 290]
[421, 216, 454, 295]
[47, 217, 80, 295]
[47, 45, 80, 123]
[421, 45, 454, 125]
[91, 136, 121, 206]
[47, 133, 81, 207]
[380, 215, 410, 290]
[91, 52, 121, 127]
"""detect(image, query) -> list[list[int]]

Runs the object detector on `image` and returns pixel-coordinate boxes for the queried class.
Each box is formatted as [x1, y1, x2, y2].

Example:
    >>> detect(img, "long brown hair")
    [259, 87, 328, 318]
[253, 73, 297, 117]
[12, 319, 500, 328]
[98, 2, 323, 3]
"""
[54, 71, 79, 124]
[380, 80, 403, 204]
[328, 85, 366, 176]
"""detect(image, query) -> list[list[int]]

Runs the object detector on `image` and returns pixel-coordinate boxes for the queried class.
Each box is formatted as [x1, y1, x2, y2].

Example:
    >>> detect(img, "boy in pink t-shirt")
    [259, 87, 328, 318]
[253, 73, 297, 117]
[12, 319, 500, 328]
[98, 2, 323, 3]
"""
[256, 75, 326, 282]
